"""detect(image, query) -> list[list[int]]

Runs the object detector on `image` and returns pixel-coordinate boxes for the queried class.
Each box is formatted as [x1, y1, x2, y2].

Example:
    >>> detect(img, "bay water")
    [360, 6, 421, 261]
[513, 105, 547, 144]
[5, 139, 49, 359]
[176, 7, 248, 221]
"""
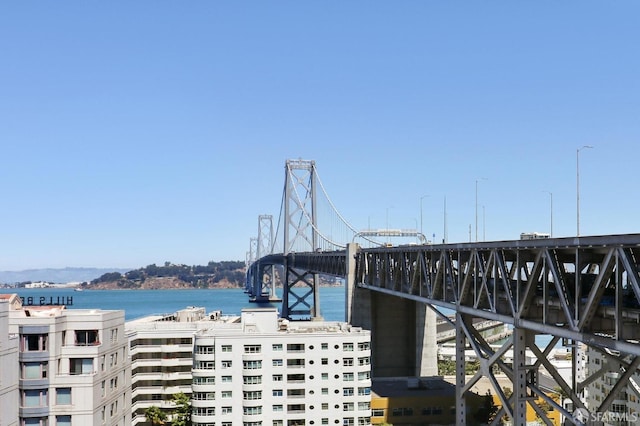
[0, 286, 347, 322]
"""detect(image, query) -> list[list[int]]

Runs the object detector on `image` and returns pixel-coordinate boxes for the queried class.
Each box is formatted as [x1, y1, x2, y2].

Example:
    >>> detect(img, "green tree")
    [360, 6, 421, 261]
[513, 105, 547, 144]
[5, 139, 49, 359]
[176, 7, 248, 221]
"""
[171, 392, 191, 426]
[144, 405, 167, 426]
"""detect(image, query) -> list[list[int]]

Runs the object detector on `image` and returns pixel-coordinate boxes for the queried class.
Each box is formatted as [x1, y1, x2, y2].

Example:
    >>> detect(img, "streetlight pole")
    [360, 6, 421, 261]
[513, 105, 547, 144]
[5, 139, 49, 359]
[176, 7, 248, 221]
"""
[543, 191, 553, 237]
[420, 195, 429, 236]
[443, 196, 447, 244]
[576, 146, 593, 237]
[482, 205, 486, 241]
[475, 178, 487, 242]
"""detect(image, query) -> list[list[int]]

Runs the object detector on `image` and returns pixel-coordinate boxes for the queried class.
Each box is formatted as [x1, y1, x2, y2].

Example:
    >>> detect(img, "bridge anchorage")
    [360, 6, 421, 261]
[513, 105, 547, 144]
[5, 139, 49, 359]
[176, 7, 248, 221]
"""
[247, 159, 640, 426]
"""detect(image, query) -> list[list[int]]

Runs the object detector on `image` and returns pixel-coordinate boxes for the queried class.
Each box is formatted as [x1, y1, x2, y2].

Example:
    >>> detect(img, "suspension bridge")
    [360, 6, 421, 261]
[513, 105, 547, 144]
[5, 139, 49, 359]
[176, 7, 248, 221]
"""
[245, 158, 640, 426]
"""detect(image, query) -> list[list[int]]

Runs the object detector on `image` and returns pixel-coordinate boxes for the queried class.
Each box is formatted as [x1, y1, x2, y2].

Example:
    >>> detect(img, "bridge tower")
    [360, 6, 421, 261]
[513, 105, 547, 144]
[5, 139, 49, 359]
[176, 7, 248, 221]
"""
[256, 215, 279, 300]
[282, 159, 321, 320]
[244, 237, 258, 294]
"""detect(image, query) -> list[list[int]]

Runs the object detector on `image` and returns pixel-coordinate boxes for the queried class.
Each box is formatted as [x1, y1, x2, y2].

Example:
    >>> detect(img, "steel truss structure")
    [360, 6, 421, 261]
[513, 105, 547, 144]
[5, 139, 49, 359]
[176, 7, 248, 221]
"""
[354, 234, 640, 425]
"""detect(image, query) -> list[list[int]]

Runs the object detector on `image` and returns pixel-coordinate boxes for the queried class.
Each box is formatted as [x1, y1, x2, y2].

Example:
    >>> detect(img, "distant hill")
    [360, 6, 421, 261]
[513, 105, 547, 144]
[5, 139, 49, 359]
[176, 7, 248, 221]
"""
[0, 267, 130, 285]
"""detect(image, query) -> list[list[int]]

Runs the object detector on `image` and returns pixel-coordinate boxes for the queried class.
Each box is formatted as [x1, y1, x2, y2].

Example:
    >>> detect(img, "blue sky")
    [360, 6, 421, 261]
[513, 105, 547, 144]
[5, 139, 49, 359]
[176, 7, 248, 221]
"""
[1, 2, 639, 270]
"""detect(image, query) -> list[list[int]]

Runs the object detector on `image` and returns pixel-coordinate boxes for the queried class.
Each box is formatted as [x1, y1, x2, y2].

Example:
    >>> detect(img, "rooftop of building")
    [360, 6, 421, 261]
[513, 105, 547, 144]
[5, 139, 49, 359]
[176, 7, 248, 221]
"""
[125, 305, 368, 336]
[371, 376, 457, 398]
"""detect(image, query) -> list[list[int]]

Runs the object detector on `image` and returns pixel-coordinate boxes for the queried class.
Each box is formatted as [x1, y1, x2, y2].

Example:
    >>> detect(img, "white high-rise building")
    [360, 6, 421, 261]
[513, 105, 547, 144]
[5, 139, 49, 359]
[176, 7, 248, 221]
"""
[191, 308, 372, 426]
[126, 307, 236, 425]
[126, 306, 372, 426]
[7, 296, 131, 426]
[581, 344, 640, 425]
[0, 298, 19, 426]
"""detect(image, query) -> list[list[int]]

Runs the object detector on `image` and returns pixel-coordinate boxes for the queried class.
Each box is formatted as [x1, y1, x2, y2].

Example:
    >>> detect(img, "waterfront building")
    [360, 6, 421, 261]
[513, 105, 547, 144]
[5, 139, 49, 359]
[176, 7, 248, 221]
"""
[126, 306, 372, 426]
[0, 298, 19, 426]
[191, 307, 372, 425]
[7, 296, 131, 425]
[125, 307, 238, 425]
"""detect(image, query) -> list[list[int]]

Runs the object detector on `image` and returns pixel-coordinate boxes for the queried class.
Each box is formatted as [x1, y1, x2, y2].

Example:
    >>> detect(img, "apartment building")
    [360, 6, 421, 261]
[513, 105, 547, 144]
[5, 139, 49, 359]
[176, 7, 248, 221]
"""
[0, 299, 19, 426]
[126, 306, 372, 426]
[125, 307, 235, 425]
[191, 307, 372, 426]
[7, 296, 131, 426]
[580, 344, 640, 425]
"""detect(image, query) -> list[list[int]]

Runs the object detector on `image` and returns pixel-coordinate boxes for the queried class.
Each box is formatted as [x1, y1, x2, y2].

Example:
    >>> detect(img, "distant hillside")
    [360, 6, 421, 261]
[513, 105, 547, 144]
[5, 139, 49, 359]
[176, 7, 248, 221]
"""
[87, 261, 246, 290]
[0, 267, 130, 285]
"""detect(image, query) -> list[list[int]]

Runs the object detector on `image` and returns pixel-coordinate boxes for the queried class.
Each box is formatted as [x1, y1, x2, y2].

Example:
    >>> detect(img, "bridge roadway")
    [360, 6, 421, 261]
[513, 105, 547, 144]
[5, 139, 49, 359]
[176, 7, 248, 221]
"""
[253, 233, 640, 425]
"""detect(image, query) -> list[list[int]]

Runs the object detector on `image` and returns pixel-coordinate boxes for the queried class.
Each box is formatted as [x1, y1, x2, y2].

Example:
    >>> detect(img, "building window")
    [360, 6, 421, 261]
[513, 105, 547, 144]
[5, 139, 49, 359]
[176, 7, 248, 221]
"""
[243, 406, 262, 415]
[195, 345, 214, 354]
[244, 344, 261, 353]
[357, 357, 370, 366]
[357, 387, 371, 396]
[343, 358, 354, 366]
[343, 373, 354, 381]
[321, 343, 328, 350]
[221, 345, 232, 352]
[221, 391, 233, 398]
[75, 330, 99, 346]
[56, 388, 72, 405]
[22, 362, 47, 379]
[286, 359, 304, 368]
[56, 416, 71, 426]
[273, 359, 283, 367]
[244, 391, 262, 400]
[70, 358, 94, 375]
[21, 334, 48, 352]
[243, 360, 262, 370]
[221, 407, 233, 414]
[221, 360, 232, 369]
[196, 361, 215, 370]
[193, 407, 215, 416]
[273, 343, 283, 351]
[22, 389, 48, 407]
[358, 371, 370, 381]
[273, 374, 283, 382]
[343, 388, 354, 396]
[273, 404, 283, 412]
[193, 392, 215, 400]
[244, 375, 262, 385]
[20, 417, 48, 426]
[357, 342, 370, 351]
[221, 375, 232, 383]
[273, 389, 283, 397]
[343, 343, 354, 351]
[193, 376, 215, 385]
[343, 403, 354, 412]
[287, 343, 304, 352]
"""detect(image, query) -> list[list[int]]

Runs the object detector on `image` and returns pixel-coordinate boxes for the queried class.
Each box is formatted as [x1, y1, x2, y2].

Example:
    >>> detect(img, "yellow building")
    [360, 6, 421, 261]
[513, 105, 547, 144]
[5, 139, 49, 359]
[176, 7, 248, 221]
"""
[371, 377, 489, 425]
[371, 376, 562, 425]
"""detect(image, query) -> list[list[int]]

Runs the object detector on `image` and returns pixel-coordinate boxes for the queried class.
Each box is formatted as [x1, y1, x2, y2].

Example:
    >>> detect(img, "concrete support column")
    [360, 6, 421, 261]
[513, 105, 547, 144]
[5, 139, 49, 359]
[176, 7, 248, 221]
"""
[345, 243, 358, 323]
[415, 303, 438, 376]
